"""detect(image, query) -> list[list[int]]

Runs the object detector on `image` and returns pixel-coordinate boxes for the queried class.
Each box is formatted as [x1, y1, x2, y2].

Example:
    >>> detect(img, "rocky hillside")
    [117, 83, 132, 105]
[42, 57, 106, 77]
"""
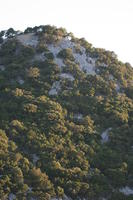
[0, 25, 133, 200]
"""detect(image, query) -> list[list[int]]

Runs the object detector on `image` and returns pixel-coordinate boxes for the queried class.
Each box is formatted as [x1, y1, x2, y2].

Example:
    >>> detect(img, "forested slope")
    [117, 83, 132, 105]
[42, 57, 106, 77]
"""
[0, 26, 133, 200]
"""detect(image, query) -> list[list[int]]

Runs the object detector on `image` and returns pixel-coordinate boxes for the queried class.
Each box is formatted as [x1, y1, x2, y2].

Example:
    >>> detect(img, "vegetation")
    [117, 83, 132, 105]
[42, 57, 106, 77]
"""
[0, 25, 133, 199]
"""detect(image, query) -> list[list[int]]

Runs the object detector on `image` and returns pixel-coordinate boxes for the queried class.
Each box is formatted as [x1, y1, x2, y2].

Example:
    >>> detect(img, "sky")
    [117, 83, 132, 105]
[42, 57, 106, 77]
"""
[0, 0, 133, 65]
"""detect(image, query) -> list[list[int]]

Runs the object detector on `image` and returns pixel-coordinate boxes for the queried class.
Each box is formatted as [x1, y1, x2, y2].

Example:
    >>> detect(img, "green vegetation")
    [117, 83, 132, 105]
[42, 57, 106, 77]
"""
[0, 25, 133, 199]
[58, 48, 75, 61]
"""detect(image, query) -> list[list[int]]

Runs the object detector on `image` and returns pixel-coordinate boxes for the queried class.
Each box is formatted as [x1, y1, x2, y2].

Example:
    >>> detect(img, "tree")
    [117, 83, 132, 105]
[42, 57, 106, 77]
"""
[27, 67, 40, 78]
[58, 48, 75, 61]
[6, 28, 16, 38]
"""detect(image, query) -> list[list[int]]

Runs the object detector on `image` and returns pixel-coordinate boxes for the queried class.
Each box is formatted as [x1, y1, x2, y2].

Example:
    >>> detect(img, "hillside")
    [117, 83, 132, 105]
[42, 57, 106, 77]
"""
[0, 25, 133, 200]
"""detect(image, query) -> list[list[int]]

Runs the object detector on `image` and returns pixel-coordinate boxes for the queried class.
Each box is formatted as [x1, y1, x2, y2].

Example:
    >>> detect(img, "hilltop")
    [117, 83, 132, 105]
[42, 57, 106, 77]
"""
[0, 25, 133, 200]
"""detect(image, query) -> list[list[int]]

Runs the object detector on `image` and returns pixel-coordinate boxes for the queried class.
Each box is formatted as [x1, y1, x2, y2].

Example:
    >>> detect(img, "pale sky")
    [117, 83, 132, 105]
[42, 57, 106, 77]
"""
[0, 0, 133, 66]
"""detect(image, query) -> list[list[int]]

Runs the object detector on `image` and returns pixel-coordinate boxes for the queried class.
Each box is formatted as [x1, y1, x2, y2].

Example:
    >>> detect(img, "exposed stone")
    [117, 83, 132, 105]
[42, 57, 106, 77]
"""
[0, 65, 5, 71]
[16, 33, 38, 47]
[101, 128, 112, 143]
[119, 186, 133, 195]
[9, 193, 16, 200]
[60, 73, 74, 81]
[49, 81, 61, 96]
[73, 113, 83, 120]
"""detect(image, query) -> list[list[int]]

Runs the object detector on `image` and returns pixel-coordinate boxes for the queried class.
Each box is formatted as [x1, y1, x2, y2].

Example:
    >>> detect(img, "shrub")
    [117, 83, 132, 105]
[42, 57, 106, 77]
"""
[58, 48, 74, 61]
[24, 103, 38, 113]
[27, 67, 40, 78]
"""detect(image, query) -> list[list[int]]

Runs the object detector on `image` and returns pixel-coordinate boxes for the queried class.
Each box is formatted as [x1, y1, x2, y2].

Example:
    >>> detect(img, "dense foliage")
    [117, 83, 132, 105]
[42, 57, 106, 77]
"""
[0, 25, 133, 200]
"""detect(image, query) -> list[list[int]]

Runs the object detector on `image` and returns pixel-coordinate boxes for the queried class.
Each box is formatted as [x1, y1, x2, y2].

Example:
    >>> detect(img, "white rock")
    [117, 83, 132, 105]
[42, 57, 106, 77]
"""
[33, 53, 46, 61]
[73, 45, 96, 75]
[54, 57, 64, 68]
[67, 36, 72, 40]
[47, 45, 64, 68]
[51, 194, 72, 200]
[60, 38, 75, 51]
[73, 113, 83, 120]
[9, 193, 16, 200]
[26, 186, 33, 195]
[28, 187, 32, 192]
[100, 63, 108, 67]
[0, 65, 5, 71]
[32, 154, 39, 164]
[48, 37, 96, 75]
[48, 44, 61, 57]
[48, 38, 74, 64]
[73, 52, 96, 75]
[60, 73, 74, 81]
[2, 31, 8, 40]
[79, 45, 86, 54]
[115, 83, 120, 92]
[49, 88, 58, 96]
[37, 27, 43, 32]
[119, 186, 133, 195]
[101, 128, 112, 143]
[16, 33, 38, 47]
[17, 77, 24, 85]
[109, 74, 114, 80]
[49, 81, 61, 96]
[16, 30, 23, 35]
[63, 195, 72, 200]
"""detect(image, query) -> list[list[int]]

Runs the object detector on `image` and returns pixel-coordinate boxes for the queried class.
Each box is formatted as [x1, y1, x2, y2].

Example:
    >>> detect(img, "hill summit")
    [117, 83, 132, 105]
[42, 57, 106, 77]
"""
[0, 25, 133, 200]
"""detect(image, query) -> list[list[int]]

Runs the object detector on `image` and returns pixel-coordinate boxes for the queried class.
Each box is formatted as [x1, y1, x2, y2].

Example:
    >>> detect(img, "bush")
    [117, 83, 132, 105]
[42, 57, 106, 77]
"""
[27, 67, 40, 78]
[58, 48, 75, 61]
